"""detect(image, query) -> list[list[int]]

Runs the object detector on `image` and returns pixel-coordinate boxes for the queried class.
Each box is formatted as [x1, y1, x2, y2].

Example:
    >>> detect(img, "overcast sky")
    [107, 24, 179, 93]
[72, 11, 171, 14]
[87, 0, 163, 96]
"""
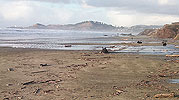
[0, 0, 179, 27]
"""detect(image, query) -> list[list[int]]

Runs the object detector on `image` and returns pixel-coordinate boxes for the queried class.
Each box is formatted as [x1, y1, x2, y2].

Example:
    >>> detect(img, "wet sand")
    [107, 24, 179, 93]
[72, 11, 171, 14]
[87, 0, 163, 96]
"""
[0, 47, 179, 100]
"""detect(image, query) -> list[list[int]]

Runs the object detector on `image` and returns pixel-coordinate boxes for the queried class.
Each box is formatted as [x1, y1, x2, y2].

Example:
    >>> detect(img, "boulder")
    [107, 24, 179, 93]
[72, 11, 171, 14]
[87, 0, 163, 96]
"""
[101, 47, 108, 53]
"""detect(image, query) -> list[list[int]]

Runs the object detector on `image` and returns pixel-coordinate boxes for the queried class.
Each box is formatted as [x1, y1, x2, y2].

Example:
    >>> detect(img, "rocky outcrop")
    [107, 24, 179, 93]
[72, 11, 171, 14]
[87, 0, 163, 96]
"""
[28, 23, 47, 29]
[140, 22, 179, 40]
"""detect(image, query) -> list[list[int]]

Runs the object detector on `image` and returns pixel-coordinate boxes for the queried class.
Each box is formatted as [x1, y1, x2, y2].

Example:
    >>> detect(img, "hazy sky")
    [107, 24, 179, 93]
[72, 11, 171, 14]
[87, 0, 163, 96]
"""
[0, 0, 179, 27]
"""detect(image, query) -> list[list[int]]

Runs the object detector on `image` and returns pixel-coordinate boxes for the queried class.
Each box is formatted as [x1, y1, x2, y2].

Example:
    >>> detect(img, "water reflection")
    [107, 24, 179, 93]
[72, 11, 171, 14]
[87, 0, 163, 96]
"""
[168, 79, 179, 84]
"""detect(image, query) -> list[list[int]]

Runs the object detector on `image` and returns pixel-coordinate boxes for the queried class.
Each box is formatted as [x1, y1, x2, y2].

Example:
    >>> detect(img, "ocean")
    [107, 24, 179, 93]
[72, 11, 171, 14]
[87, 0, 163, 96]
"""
[0, 28, 178, 55]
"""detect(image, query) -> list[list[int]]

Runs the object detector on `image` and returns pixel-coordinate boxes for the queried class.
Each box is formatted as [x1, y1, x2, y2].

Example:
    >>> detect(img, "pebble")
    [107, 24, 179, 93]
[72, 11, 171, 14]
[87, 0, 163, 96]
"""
[17, 96, 23, 100]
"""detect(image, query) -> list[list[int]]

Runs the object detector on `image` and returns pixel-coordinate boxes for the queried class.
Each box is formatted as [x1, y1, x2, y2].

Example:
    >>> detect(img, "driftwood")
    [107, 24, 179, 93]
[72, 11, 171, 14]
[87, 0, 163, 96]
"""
[158, 74, 169, 77]
[166, 55, 179, 57]
[31, 70, 47, 74]
[22, 79, 62, 85]
[154, 93, 174, 98]
[22, 81, 36, 85]
[40, 64, 49, 67]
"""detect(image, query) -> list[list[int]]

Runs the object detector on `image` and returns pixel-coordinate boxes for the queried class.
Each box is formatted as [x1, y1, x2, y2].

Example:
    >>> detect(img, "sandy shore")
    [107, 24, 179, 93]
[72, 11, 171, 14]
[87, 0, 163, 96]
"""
[0, 47, 179, 100]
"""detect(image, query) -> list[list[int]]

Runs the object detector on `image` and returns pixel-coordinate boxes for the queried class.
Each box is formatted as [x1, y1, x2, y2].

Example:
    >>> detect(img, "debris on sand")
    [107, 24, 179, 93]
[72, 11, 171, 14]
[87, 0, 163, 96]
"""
[154, 93, 175, 98]
[31, 70, 47, 74]
[81, 53, 90, 56]
[116, 90, 124, 94]
[40, 64, 49, 67]
[8, 68, 14, 71]
[6, 84, 13, 86]
[22, 81, 36, 85]
[158, 73, 169, 77]
[22, 79, 62, 86]
[44, 90, 55, 94]
[3, 97, 10, 100]
[34, 88, 41, 95]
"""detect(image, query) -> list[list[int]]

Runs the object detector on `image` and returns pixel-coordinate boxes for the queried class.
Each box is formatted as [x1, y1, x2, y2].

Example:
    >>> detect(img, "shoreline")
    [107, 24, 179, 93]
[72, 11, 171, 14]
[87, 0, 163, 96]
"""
[0, 47, 178, 100]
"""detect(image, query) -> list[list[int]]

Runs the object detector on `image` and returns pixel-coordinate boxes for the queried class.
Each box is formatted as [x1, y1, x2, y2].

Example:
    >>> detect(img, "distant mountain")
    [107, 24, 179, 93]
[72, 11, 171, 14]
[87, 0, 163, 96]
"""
[8, 21, 162, 33]
[140, 22, 179, 40]
[119, 25, 162, 33]
[23, 21, 119, 31]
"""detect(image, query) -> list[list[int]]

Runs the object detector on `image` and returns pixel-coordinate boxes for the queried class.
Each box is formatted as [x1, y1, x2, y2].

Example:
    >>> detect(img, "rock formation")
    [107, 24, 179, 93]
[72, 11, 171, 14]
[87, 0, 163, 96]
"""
[139, 22, 179, 40]
[139, 29, 157, 36]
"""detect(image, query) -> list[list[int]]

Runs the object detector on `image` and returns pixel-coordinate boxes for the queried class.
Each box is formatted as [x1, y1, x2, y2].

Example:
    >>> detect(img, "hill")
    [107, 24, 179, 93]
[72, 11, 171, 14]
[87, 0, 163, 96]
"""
[25, 21, 119, 31]
[8, 21, 162, 33]
[140, 22, 179, 40]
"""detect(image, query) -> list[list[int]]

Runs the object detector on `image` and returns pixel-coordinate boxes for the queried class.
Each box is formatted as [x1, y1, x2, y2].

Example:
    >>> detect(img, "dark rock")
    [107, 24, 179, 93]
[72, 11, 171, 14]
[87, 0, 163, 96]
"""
[64, 45, 72, 47]
[163, 42, 167, 46]
[137, 41, 142, 44]
[101, 47, 108, 53]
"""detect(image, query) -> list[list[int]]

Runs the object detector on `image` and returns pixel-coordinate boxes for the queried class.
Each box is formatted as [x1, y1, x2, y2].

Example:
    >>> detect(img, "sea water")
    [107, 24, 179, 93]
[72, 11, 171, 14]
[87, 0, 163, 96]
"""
[0, 28, 129, 49]
[0, 28, 178, 55]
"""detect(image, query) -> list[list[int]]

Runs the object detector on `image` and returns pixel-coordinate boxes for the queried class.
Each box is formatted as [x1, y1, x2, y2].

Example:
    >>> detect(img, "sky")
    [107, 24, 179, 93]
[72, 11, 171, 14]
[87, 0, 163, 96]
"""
[0, 0, 179, 28]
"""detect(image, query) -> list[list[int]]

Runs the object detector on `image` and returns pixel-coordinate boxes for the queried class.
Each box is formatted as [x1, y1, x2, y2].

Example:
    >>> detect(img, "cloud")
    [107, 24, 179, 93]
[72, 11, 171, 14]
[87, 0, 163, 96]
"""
[0, 0, 179, 27]
[107, 9, 179, 26]
[85, 0, 179, 16]
[5, 0, 82, 4]
[0, 0, 75, 27]
[0, 1, 33, 21]
[158, 0, 169, 5]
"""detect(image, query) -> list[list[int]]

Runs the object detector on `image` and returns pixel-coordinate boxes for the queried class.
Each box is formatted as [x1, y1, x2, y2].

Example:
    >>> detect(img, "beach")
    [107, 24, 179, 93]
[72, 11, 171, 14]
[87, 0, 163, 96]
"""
[0, 47, 179, 100]
[1, 0, 179, 99]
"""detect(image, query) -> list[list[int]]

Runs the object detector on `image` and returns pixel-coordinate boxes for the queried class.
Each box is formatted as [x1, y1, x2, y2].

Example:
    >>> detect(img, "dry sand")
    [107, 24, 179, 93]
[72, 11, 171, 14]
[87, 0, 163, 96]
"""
[0, 47, 179, 100]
